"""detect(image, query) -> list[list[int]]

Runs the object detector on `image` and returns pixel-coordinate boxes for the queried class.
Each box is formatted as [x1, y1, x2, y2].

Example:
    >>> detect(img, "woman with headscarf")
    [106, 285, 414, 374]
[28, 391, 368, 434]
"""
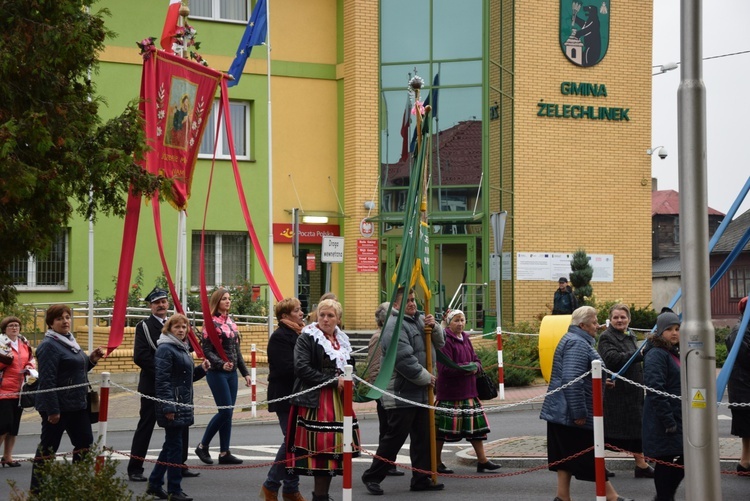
[643, 309, 684, 501]
[0, 316, 36, 467]
[434, 309, 500, 474]
[540, 306, 632, 501]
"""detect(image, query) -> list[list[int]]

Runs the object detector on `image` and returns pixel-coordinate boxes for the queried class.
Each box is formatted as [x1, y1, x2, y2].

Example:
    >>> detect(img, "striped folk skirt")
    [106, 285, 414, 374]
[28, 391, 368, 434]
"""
[287, 387, 360, 476]
[435, 398, 491, 442]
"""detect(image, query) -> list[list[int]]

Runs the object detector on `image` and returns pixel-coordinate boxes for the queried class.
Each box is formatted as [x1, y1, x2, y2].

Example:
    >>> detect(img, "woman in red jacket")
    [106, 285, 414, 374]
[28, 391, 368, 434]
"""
[0, 316, 36, 467]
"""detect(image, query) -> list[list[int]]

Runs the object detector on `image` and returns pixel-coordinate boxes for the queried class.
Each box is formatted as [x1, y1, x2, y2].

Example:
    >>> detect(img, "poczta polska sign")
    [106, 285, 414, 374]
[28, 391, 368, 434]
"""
[536, 1, 628, 122]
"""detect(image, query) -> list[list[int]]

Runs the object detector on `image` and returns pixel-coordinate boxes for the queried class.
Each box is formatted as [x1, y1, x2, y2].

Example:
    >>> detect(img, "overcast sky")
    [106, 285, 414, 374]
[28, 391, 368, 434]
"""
[652, 0, 750, 218]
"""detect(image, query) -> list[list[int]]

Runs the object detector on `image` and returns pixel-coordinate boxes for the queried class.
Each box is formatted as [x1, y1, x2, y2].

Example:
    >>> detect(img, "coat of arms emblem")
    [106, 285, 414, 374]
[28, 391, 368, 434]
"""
[560, 1, 610, 67]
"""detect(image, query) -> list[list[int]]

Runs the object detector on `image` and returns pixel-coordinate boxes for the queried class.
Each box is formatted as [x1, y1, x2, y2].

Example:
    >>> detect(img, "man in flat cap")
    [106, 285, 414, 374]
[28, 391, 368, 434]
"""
[127, 287, 201, 481]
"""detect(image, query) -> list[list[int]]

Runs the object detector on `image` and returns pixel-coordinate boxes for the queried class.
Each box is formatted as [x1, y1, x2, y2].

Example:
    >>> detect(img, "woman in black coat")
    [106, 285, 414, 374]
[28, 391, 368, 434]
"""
[642, 310, 684, 501]
[597, 303, 653, 477]
[147, 314, 207, 501]
[726, 296, 750, 472]
[260, 297, 306, 501]
[30, 304, 104, 493]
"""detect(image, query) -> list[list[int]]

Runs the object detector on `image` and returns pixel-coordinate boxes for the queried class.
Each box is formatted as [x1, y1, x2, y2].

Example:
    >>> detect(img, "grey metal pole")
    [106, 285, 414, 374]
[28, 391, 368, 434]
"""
[678, 1, 721, 498]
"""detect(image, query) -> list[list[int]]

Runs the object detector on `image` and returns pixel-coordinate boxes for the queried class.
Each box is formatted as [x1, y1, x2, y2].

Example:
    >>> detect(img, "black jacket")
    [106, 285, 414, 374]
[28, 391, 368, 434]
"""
[290, 331, 353, 409]
[133, 315, 165, 396]
[154, 336, 207, 428]
[726, 322, 750, 405]
[35, 335, 96, 415]
[642, 335, 682, 458]
[267, 323, 299, 413]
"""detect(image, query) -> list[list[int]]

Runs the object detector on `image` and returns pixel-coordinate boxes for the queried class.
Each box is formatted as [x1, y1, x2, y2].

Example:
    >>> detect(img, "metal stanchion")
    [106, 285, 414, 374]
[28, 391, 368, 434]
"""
[497, 328, 505, 400]
[96, 371, 111, 473]
[342, 365, 353, 501]
[251, 343, 257, 417]
[592, 360, 606, 501]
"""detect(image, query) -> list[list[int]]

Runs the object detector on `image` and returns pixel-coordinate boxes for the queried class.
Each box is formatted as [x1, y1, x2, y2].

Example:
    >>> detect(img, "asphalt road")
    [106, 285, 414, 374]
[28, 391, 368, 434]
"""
[1, 408, 746, 500]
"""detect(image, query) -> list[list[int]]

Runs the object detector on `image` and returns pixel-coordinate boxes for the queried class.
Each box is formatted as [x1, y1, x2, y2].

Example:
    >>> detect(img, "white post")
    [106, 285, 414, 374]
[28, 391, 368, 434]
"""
[265, 0, 275, 338]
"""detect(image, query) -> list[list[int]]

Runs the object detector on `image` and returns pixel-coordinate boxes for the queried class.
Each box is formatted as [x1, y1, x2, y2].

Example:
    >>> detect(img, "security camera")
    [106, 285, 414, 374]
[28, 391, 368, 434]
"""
[647, 146, 668, 160]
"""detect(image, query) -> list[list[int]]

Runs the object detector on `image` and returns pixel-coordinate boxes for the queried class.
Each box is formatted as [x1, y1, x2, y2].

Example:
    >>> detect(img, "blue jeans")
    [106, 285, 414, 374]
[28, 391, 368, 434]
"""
[263, 410, 300, 494]
[201, 370, 238, 452]
[148, 425, 184, 495]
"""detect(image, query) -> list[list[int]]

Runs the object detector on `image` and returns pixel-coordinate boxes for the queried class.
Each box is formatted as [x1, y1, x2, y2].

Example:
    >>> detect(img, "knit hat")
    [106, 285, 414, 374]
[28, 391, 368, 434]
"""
[656, 310, 680, 336]
[739, 297, 748, 315]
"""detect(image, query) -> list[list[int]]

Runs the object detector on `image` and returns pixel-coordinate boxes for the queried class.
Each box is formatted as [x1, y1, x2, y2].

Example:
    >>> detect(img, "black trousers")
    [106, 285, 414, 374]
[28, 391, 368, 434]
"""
[362, 406, 432, 487]
[653, 455, 684, 501]
[128, 396, 190, 474]
[31, 409, 93, 492]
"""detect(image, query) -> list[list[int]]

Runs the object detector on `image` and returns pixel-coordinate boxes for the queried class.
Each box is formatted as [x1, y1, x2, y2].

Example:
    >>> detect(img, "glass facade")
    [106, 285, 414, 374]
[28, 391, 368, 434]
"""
[379, 0, 514, 322]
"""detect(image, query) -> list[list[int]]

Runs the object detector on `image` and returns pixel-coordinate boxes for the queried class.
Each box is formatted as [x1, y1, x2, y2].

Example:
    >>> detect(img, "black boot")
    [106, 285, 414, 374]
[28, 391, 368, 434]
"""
[312, 494, 332, 501]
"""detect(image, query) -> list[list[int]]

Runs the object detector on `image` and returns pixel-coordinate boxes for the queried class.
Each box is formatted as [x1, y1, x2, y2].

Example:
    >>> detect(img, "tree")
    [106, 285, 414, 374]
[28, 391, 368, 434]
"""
[0, 0, 161, 305]
[570, 248, 594, 306]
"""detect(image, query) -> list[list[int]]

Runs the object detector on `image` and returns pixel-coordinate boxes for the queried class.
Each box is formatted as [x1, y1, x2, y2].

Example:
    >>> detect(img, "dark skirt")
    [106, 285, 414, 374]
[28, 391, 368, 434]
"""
[287, 387, 360, 476]
[435, 398, 490, 442]
[547, 421, 596, 482]
[731, 406, 750, 438]
[0, 399, 23, 436]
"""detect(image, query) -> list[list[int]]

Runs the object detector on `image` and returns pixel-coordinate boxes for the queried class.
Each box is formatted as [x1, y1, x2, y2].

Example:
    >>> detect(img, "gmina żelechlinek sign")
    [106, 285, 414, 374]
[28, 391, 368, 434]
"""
[537, 82, 629, 121]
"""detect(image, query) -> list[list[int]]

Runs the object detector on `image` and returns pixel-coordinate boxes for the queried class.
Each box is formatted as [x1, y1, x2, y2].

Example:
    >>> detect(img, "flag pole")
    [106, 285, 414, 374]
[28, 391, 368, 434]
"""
[175, 1, 190, 306]
[414, 83, 438, 485]
[265, 0, 275, 339]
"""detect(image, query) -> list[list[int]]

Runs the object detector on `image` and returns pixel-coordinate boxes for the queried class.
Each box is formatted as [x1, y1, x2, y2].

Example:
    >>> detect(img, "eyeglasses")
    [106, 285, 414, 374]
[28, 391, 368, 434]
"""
[5, 324, 20, 329]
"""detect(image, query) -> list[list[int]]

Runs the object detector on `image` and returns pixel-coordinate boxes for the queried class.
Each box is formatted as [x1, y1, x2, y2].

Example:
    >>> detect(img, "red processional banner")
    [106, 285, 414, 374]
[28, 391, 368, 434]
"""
[140, 48, 222, 210]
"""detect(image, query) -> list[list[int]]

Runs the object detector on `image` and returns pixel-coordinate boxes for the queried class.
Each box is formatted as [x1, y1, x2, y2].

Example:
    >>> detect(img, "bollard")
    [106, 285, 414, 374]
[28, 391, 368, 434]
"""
[496, 328, 505, 400]
[592, 360, 606, 501]
[96, 371, 111, 473]
[251, 344, 257, 418]
[342, 365, 353, 501]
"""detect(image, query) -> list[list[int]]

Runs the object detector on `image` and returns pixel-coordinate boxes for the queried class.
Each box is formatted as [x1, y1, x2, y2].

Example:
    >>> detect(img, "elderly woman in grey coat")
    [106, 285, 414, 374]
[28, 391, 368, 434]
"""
[597, 303, 653, 478]
[540, 306, 632, 501]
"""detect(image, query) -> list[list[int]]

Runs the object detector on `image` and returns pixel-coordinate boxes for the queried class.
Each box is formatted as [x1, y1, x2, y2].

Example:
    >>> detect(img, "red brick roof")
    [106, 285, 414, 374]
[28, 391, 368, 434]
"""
[383, 120, 482, 186]
[652, 189, 724, 216]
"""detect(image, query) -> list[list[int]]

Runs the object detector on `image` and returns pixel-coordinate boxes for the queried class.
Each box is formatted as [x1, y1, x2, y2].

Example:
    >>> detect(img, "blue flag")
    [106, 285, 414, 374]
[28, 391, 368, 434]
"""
[227, 0, 268, 88]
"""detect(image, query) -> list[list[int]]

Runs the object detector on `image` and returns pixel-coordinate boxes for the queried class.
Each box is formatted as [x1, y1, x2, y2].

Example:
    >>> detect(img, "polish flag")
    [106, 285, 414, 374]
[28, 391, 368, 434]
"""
[160, 0, 181, 52]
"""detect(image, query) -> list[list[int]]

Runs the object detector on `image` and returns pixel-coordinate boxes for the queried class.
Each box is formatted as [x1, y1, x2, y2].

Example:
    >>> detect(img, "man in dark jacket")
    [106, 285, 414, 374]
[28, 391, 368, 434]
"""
[552, 277, 578, 315]
[128, 288, 199, 481]
[361, 288, 446, 495]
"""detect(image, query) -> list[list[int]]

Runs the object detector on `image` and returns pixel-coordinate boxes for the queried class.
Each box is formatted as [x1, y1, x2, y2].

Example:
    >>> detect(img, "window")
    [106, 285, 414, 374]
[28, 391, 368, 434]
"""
[674, 216, 680, 244]
[191, 231, 251, 288]
[10, 232, 69, 290]
[190, 0, 248, 22]
[198, 101, 251, 160]
[729, 267, 750, 300]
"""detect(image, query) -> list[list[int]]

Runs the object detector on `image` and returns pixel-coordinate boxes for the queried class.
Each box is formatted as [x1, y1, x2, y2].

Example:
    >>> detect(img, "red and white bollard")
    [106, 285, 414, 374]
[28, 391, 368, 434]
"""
[96, 371, 110, 473]
[496, 328, 505, 400]
[342, 365, 353, 501]
[251, 344, 257, 418]
[592, 360, 606, 501]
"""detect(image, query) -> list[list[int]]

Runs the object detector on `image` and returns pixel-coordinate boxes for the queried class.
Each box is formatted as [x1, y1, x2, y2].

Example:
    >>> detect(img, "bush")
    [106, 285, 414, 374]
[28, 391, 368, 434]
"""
[475, 331, 540, 387]
[8, 444, 150, 501]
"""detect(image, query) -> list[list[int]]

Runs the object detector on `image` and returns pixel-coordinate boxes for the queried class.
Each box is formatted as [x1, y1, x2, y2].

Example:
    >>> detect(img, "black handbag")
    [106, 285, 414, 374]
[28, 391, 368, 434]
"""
[87, 387, 100, 424]
[19, 379, 37, 409]
[475, 369, 498, 401]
